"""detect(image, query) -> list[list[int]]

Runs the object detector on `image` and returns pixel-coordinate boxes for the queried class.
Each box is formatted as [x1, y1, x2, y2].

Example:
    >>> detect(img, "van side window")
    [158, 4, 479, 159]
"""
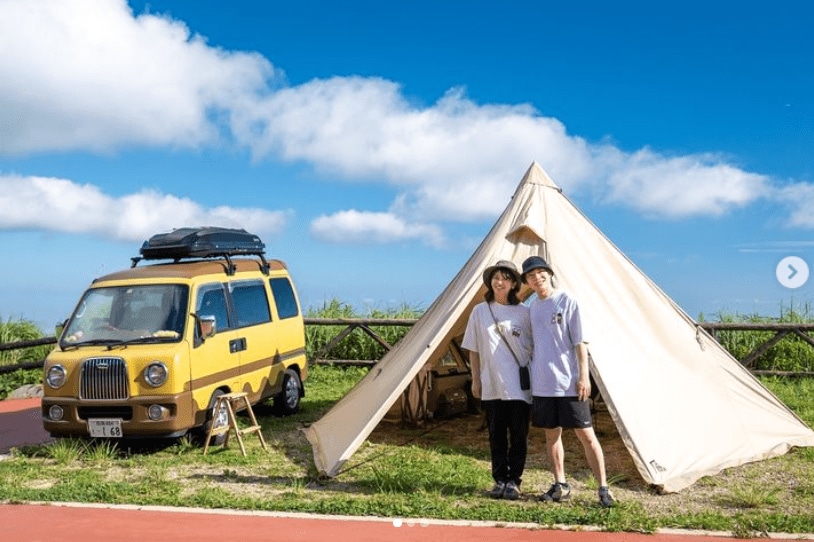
[270, 277, 300, 319]
[230, 280, 272, 327]
[196, 284, 230, 333]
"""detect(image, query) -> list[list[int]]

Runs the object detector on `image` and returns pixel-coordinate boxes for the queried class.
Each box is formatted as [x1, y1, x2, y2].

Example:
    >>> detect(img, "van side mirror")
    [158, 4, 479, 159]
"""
[199, 315, 216, 338]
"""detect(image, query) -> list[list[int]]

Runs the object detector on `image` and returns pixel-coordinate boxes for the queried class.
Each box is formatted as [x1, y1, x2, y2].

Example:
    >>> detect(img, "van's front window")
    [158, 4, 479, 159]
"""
[62, 285, 188, 345]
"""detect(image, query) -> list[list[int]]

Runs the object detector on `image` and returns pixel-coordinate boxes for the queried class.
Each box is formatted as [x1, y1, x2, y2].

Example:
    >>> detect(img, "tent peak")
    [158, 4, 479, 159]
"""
[521, 162, 560, 189]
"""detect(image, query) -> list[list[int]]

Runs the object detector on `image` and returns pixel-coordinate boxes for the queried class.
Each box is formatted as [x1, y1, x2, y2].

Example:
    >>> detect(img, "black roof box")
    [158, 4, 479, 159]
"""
[138, 227, 265, 261]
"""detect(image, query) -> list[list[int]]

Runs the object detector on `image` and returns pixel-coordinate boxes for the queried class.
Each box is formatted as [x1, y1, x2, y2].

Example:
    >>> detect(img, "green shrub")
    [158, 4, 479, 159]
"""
[0, 316, 52, 366]
[0, 367, 42, 399]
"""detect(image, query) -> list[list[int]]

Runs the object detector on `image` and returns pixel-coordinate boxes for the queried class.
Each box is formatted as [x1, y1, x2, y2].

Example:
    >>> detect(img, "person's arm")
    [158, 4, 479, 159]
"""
[574, 342, 591, 401]
[469, 350, 482, 399]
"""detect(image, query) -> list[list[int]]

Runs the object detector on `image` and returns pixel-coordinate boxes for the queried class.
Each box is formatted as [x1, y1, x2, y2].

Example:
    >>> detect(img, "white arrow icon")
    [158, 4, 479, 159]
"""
[776, 256, 809, 289]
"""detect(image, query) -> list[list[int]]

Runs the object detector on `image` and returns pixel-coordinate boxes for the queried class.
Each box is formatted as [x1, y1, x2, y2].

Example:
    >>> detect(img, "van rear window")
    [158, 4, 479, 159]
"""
[270, 277, 300, 319]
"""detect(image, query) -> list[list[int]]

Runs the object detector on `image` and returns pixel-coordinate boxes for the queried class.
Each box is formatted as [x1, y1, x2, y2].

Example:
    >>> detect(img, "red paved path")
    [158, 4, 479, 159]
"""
[0, 397, 53, 453]
[1, 399, 809, 541]
[1, 502, 793, 542]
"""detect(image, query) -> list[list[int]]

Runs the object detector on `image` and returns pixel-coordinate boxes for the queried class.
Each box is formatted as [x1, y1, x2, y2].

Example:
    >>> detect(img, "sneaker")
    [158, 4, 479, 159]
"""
[503, 481, 521, 501]
[487, 481, 506, 499]
[598, 486, 614, 508]
[539, 482, 571, 502]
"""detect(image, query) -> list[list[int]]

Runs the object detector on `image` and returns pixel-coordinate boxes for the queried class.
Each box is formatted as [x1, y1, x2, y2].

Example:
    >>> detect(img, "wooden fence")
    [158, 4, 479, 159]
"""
[699, 322, 814, 376]
[0, 318, 415, 374]
[2, 319, 814, 376]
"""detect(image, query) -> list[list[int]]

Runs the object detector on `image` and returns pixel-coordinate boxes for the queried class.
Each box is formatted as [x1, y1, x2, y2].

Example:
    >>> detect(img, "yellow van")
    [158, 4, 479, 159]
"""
[42, 227, 307, 443]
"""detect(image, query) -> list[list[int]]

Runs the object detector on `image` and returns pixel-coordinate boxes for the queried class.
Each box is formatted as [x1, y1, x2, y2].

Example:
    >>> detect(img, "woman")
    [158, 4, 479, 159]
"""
[462, 259, 532, 500]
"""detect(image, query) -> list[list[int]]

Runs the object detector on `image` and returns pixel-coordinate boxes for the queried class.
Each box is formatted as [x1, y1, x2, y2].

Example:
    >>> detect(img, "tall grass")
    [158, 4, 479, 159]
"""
[305, 298, 422, 361]
[706, 300, 814, 372]
[3, 299, 814, 398]
[306, 297, 814, 371]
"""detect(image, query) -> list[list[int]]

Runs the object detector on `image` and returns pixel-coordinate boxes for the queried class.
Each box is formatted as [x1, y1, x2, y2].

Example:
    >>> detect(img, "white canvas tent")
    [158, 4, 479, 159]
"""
[304, 162, 814, 492]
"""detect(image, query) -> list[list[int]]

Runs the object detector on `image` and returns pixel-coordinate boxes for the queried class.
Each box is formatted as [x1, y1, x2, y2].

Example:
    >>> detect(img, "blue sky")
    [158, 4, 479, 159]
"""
[1, 0, 813, 331]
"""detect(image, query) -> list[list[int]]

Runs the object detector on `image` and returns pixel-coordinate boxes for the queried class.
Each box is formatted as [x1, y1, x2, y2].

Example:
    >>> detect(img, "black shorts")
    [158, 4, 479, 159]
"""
[531, 396, 593, 429]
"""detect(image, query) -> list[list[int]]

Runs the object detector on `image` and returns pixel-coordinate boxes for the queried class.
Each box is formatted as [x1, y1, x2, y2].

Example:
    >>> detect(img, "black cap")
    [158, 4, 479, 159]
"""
[521, 256, 554, 283]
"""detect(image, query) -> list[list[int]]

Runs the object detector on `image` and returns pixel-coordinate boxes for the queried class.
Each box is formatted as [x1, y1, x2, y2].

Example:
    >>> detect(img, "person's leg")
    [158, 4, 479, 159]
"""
[533, 397, 571, 502]
[506, 400, 530, 485]
[574, 427, 607, 487]
[539, 425, 572, 501]
[574, 426, 614, 507]
[543, 426, 566, 482]
[484, 400, 509, 489]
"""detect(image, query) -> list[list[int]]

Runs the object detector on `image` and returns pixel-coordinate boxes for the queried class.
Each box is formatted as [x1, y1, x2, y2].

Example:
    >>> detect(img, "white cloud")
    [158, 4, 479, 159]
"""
[238, 75, 781, 224]
[310, 210, 445, 247]
[601, 149, 772, 218]
[775, 183, 814, 228]
[234, 81, 599, 221]
[0, 0, 810, 247]
[0, 174, 289, 241]
[0, 0, 275, 154]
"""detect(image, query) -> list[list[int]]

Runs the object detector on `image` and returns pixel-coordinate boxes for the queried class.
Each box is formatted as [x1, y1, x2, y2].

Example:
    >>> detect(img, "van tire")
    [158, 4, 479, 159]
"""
[192, 390, 230, 447]
[273, 369, 302, 415]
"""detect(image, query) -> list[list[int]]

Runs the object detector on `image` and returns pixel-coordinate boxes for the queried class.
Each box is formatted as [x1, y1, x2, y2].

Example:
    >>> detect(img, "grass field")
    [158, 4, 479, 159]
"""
[2, 302, 814, 536]
[1, 365, 813, 537]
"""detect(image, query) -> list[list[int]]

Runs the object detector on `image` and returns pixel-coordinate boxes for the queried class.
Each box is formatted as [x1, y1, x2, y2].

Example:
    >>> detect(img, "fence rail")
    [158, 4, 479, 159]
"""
[700, 322, 814, 373]
[2, 319, 814, 376]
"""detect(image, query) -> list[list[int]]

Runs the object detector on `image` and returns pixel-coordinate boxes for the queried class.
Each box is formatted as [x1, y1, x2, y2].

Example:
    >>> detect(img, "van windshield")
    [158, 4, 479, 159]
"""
[61, 284, 189, 347]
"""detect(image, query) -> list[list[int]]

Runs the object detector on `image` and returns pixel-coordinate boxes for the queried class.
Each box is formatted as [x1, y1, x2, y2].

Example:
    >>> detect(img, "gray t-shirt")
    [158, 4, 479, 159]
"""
[528, 289, 584, 397]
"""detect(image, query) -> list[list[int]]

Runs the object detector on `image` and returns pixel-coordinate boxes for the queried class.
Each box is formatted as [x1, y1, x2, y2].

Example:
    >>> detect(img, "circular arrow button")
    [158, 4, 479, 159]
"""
[776, 256, 809, 289]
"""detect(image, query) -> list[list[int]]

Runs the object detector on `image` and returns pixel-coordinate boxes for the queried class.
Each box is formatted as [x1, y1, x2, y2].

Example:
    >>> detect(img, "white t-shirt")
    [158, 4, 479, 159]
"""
[528, 289, 584, 397]
[462, 301, 532, 403]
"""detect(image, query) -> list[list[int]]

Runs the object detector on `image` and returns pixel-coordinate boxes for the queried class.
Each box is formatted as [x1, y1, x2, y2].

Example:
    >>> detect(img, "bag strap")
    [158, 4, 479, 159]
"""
[487, 302, 527, 368]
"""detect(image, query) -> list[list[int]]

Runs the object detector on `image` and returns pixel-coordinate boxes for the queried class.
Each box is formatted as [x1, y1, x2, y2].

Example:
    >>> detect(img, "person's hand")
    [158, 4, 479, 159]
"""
[471, 379, 482, 399]
[576, 377, 591, 401]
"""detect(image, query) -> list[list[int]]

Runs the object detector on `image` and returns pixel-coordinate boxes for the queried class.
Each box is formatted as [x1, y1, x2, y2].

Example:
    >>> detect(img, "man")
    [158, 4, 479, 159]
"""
[521, 255, 614, 508]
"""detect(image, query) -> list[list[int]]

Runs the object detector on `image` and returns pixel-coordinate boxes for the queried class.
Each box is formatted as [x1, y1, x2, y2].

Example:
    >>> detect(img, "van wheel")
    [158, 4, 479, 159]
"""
[193, 390, 230, 447]
[273, 369, 302, 416]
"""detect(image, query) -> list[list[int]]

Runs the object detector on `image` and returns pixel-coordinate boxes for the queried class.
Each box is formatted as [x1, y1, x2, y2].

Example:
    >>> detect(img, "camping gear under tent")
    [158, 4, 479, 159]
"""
[304, 162, 814, 493]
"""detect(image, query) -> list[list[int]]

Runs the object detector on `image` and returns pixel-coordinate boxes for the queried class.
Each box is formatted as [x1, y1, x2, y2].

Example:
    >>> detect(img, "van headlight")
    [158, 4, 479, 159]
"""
[144, 362, 168, 387]
[46, 365, 67, 388]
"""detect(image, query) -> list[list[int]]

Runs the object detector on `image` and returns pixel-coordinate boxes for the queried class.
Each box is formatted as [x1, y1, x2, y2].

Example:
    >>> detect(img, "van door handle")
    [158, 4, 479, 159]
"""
[229, 338, 247, 353]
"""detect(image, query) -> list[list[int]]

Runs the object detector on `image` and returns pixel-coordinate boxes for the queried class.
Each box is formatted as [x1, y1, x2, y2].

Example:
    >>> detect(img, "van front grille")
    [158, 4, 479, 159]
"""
[80, 357, 129, 400]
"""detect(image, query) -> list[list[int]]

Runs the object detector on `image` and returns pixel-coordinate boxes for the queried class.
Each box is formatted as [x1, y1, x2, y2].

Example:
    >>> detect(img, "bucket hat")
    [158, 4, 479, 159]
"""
[482, 260, 521, 288]
[521, 256, 554, 283]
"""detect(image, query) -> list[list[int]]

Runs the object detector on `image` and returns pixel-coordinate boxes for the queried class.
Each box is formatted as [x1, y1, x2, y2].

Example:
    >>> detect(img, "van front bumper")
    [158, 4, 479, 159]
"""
[42, 392, 196, 439]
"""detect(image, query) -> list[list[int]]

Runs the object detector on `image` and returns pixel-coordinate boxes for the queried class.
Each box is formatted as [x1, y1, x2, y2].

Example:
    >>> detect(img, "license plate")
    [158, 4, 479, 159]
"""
[88, 418, 123, 438]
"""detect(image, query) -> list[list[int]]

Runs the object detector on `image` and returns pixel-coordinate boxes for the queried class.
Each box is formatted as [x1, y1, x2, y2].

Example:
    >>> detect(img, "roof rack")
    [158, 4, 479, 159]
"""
[131, 227, 269, 275]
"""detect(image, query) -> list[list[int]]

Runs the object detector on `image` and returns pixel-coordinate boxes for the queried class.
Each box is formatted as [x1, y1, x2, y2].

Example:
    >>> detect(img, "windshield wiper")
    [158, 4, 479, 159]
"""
[62, 333, 180, 350]
[61, 338, 128, 351]
[115, 335, 179, 346]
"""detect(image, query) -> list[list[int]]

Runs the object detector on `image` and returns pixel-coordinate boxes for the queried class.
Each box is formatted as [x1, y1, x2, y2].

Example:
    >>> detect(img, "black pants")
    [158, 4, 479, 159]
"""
[482, 399, 531, 486]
